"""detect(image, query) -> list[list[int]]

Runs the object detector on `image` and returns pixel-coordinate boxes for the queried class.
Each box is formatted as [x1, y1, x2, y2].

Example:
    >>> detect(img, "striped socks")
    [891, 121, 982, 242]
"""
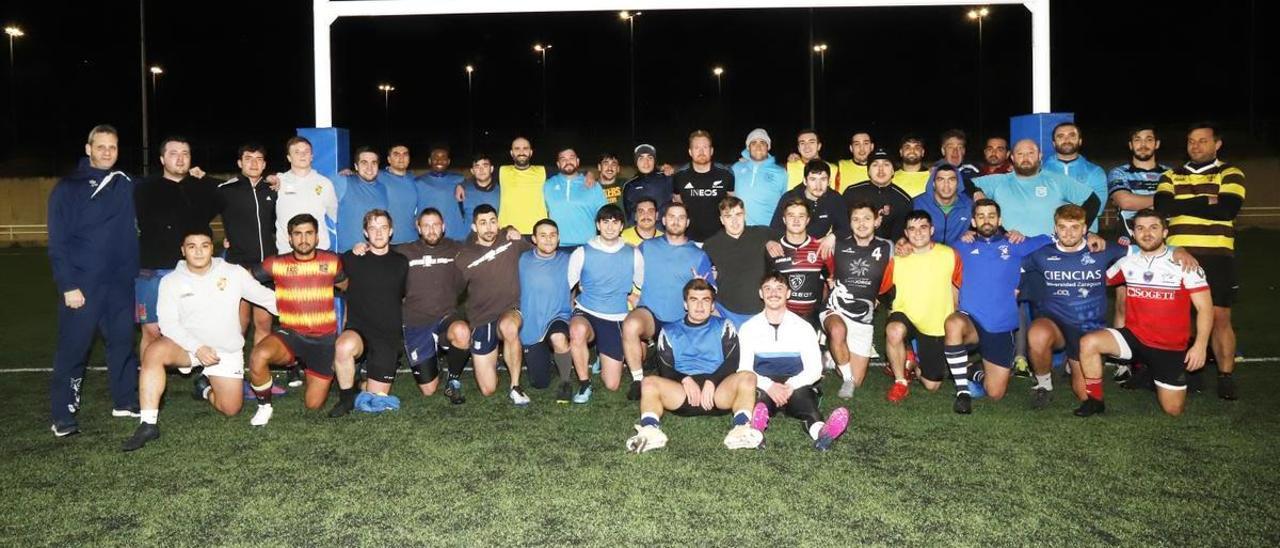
[945, 345, 970, 396]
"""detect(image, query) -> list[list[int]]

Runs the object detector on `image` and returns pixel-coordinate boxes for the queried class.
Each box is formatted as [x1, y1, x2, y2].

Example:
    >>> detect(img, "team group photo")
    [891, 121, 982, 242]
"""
[3, 1, 1278, 545]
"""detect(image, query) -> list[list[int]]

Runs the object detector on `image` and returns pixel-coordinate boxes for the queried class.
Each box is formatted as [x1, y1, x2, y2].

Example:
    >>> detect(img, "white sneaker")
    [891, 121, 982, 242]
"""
[250, 404, 274, 427]
[837, 379, 856, 399]
[509, 386, 531, 407]
[723, 424, 764, 450]
[111, 408, 141, 418]
[625, 425, 668, 453]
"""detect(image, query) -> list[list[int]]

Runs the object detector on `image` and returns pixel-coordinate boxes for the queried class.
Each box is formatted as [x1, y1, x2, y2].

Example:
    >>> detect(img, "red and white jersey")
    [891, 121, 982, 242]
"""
[1106, 247, 1208, 351]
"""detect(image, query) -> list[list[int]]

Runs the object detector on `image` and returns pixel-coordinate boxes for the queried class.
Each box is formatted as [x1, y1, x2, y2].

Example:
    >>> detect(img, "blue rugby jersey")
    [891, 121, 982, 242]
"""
[333, 175, 389, 253]
[1021, 242, 1129, 330]
[1107, 162, 1168, 236]
[517, 249, 573, 345]
[415, 171, 467, 241]
[637, 236, 715, 323]
[568, 238, 644, 321]
[543, 173, 607, 246]
[951, 233, 1053, 332]
[377, 168, 422, 245]
[657, 315, 737, 378]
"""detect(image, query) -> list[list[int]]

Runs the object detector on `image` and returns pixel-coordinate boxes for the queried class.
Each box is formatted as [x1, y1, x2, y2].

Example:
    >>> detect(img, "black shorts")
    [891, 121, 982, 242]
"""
[273, 328, 336, 381]
[1106, 327, 1187, 390]
[1196, 253, 1237, 307]
[348, 328, 403, 384]
[887, 312, 946, 382]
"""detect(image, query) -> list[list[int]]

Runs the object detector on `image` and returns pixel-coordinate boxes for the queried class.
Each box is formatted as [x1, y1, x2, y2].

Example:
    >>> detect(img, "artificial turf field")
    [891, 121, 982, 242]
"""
[2, 231, 1278, 546]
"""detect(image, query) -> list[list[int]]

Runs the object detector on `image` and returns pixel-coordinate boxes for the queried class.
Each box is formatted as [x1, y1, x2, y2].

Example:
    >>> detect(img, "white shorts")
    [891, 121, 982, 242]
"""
[820, 311, 875, 358]
[185, 351, 245, 379]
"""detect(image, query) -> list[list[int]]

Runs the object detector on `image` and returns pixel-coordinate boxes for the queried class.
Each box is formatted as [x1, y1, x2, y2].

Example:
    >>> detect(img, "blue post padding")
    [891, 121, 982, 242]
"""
[1010, 113, 1074, 155]
[298, 127, 350, 246]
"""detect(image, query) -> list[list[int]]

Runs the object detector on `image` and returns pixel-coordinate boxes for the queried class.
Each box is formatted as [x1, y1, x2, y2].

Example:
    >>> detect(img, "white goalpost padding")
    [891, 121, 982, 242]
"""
[311, 0, 1051, 128]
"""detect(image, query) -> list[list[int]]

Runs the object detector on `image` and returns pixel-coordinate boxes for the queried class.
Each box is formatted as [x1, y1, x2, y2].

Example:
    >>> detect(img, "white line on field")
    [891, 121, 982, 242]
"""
[2, 357, 1278, 373]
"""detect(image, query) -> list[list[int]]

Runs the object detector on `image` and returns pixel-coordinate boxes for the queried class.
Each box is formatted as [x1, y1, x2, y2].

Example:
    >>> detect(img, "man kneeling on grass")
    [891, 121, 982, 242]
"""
[123, 229, 278, 451]
[742, 273, 850, 451]
[625, 279, 761, 453]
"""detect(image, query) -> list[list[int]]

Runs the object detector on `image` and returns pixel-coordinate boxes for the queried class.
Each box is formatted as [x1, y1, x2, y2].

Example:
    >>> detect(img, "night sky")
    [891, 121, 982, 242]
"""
[0, 0, 1274, 176]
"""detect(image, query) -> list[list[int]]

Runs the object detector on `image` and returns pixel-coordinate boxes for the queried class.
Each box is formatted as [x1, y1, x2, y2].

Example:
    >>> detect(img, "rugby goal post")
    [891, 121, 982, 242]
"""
[310, 0, 1053, 128]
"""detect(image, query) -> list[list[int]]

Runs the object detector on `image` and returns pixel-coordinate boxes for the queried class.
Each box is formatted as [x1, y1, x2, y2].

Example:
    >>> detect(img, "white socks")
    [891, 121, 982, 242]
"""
[140, 409, 159, 425]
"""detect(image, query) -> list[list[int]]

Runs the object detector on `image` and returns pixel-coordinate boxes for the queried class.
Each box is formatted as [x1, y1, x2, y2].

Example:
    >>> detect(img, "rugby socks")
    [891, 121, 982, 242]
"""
[339, 386, 358, 405]
[944, 345, 970, 396]
[446, 347, 468, 379]
[1084, 377, 1103, 401]
[410, 365, 431, 385]
[140, 409, 159, 425]
[808, 422, 824, 441]
[1035, 373, 1053, 391]
[732, 410, 750, 426]
[837, 363, 853, 382]
[630, 368, 643, 382]
[553, 351, 573, 383]
[640, 412, 661, 428]
[251, 381, 275, 405]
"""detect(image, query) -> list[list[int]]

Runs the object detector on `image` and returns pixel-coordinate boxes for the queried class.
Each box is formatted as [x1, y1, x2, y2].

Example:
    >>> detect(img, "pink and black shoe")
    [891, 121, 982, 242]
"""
[751, 401, 771, 432]
[813, 407, 850, 451]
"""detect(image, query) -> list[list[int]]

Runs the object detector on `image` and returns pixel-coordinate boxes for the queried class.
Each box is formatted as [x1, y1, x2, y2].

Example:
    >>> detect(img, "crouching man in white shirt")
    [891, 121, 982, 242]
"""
[122, 228, 277, 452]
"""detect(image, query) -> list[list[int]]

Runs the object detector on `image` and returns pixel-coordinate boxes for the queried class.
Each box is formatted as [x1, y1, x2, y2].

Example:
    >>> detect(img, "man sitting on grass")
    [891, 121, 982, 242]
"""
[741, 273, 850, 451]
[625, 279, 761, 453]
[123, 228, 277, 451]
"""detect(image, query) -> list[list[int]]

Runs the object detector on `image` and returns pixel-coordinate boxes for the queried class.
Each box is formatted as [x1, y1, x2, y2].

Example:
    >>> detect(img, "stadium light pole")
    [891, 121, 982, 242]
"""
[5, 25, 23, 147]
[465, 65, 475, 155]
[811, 43, 827, 129]
[378, 83, 395, 146]
[967, 6, 989, 137]
[149, 66, 163, 140]
[620, 11, 641, 142]
[712, 66, 725, 136]
[534, 43, 552, 134]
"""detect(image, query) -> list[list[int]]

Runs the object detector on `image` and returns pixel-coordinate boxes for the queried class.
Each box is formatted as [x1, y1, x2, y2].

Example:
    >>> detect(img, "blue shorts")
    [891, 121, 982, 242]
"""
[714, 303, 755, 331]
[522, 319, 571, 389]
[966, 314, 1016, 369]
[1044, 315, 1100, 361]
[470, 321, 502, 356]
[575, 309, 624, 361]
[134, 269, 173, 324]
[403, 314, 456, 368]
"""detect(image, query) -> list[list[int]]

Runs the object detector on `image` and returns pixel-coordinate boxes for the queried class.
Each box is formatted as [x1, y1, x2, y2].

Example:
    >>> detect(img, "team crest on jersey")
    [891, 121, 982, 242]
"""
[319, 263, 330, 273]
[315, 185, 324, 196]
[1142, 271, 1154, 282]
[1035, 186, 1048, 197]
[850, 258, 871, 276]
[806, 251, 818, 263]
[1078, 288, 1090, 298]
[216, 276, 228, 291]
[788, 274, 804, 291]
[998, 245, 1010, 260]
[1080, 254, 1096, 266]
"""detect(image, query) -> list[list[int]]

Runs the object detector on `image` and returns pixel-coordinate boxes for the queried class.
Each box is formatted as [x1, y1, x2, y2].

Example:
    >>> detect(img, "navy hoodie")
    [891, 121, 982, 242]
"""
[47, 158, 140, 294]
[912, 169, 974, 245]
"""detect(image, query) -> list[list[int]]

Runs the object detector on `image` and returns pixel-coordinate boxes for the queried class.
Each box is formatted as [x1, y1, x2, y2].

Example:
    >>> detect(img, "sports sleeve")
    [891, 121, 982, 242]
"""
[333, 255, 348, 285]
[1105, 259, 1126, 286]
[156, 276, 202, 354]
[786, 321, 824, 389]
[632, 247, 645, 290]
[1182, 264, 1209, 293]
[237, 265, 278, 316]
[951, 250, 963, 288]
[46, 184, 82, 293]
[1017, 235, 1054, 257]
[567, 247, 585, 289]
[736, 321, 757, 375]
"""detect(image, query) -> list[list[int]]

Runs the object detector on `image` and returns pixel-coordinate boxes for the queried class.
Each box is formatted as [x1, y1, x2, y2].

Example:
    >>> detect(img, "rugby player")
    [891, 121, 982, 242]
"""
[332, 147, 389, 253]
[882, 211, 963, 404]
[703, 196, 777, 328]
[246, 214, 348, 426]
[822, 202, 894, 399]
[122, 229, 278, 451]
[621, 197, 662, 246]
[1076, 209, 1213, 416]
[943, 199, 1053, 412]
[621, 202, 715, 400]
[568, 205, 644, 398]
[332, 209, 409, 416]
[455, 204, 534, 405]
[741, 273, 850, 451]
[394, 208, 471, 403]
[274, 136, 338, 252]
[517, 219, 576, 401]
[769, 198, 828, 330]
[624, 279, 761, 453]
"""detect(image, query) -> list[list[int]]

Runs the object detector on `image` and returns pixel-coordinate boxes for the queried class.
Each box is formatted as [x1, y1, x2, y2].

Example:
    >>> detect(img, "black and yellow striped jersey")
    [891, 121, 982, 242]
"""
[1154, 159, 1245, 255]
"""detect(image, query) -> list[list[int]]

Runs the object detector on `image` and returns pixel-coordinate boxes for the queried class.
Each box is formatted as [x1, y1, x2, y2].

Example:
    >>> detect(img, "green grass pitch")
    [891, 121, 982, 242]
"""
[2, 231, 1278, 545]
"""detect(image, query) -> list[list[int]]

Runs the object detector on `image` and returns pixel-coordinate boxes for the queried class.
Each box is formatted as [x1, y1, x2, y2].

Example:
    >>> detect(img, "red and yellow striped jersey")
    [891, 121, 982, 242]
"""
[262, 250, 345, 336]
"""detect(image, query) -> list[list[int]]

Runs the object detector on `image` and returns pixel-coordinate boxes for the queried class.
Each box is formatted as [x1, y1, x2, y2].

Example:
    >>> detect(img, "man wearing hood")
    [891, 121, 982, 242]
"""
[48, 125, 142, 437]
[913, 164, 974, 245]
[1043, 122, 1108, 232]
[731, 129, 788, 227]
[843, 149, 913, 242]
[621, 144, 673, 227]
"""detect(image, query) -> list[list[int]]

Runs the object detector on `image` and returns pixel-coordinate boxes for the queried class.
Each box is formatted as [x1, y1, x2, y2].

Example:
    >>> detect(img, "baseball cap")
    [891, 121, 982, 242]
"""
[634, 144, 656, 158]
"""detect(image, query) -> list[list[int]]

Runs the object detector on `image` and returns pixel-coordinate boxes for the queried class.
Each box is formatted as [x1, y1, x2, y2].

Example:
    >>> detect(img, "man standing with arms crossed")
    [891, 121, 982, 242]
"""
[1155, 122, 1246, 400]
[48, 125, 141, 437]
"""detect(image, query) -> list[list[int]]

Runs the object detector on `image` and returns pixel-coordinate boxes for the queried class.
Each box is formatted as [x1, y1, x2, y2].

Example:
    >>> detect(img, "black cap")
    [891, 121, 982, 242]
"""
[869, 148, 893, 165]
[634, 144, 656, 158]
